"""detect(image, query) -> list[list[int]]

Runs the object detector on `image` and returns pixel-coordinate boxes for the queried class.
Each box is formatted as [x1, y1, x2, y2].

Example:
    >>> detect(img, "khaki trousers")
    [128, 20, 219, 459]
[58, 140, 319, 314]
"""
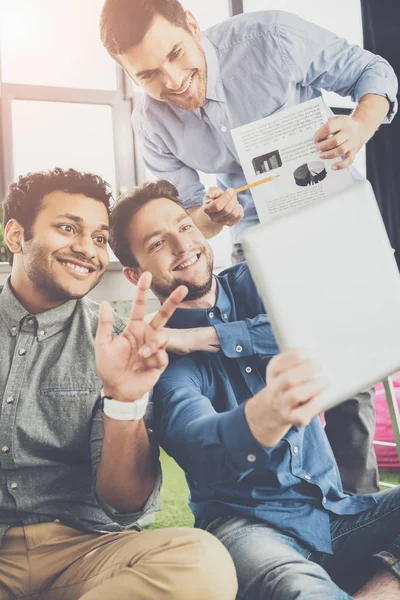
[0, 523, 237, 600]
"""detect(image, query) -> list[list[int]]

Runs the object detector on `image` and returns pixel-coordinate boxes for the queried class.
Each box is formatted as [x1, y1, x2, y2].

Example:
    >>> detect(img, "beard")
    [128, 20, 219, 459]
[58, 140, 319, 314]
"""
[22, 239, 103, 302]
[160, 46, 207, 112]
[151, 247, 214, 302]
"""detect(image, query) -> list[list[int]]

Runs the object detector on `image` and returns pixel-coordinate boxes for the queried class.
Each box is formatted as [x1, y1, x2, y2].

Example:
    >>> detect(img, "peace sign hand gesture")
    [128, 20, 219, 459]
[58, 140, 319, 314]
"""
[95, 272, 187, 402]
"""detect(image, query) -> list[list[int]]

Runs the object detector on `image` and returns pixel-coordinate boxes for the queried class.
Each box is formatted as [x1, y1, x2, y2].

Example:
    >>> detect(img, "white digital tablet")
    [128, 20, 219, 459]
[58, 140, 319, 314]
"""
[242, 179, 400, 412]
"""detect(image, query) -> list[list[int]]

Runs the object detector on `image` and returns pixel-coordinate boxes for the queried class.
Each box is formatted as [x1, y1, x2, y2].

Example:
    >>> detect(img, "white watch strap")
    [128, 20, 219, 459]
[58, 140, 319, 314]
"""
[102, 390, 149, 421]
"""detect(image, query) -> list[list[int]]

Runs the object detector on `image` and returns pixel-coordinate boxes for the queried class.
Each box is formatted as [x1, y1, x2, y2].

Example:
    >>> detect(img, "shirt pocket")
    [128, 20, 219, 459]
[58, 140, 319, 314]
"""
[15, 382, 100, 466]
[259, 98, 290, 120]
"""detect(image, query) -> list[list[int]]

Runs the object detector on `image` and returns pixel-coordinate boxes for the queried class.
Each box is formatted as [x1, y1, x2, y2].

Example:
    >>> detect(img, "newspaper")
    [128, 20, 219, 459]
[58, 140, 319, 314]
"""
[231, 97, 356, 223]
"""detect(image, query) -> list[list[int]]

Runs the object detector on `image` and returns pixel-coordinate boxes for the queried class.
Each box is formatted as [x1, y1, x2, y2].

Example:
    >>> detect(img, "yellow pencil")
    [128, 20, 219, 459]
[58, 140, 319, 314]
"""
[235, 174, 279, 194]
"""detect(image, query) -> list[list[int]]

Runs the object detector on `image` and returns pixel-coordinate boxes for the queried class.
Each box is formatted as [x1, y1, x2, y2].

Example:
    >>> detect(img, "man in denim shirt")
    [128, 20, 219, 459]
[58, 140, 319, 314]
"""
[0, 168, 237, 599]
[100, 0, 399, 498]
[110, 180, 400, 599]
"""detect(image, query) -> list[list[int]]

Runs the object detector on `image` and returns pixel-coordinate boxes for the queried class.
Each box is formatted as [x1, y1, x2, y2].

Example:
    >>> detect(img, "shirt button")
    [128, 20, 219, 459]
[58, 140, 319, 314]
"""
[11, 326, 17, 335]
[18, 348, 26, 356]
[322, 497, 327, 505]
[223, 314, 228, 319]
[247, 454, 256, 463]
[304, 474, 311, 480]
[235, 345, 243, 353]
[1, 446, 9, 454]
[6, 397, 14, 404]
[220, 125, 227, 132]
[245, 366, 252, 373]
[39, 330, 45, 336]
[209, 311, 214, 319]
[28, 318, 34, 325]
[10, 482, 18, 490]
[293, 446, 299, 454]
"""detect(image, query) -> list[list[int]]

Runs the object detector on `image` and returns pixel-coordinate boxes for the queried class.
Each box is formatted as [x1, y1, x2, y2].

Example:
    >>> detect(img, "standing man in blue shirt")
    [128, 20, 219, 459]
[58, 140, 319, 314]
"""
[100, 0, 398, 497]
[109, 180, 400, 599]
[100, 0, 397, 252]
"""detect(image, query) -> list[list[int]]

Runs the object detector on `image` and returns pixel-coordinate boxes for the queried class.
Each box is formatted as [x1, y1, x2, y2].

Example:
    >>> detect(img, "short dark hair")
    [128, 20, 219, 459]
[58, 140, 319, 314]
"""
[2, 167, 113, 265]
[100, 0, 189, 56]
[110, 180, 184, 267]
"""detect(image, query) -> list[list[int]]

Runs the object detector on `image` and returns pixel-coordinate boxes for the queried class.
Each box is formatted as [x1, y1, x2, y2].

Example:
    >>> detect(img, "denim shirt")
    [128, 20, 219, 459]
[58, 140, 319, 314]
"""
[0, 280, 161, 547]
[154, 263, 376, 554]
[132, 10, 398, 243]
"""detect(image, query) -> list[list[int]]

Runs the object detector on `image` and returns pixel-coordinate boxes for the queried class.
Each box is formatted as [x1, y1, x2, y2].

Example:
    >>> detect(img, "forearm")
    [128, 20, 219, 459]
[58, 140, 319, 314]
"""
[244, 391, 289, 448]
[160, 399, 270, 486]
[188, 205, 223, 238]
[166, 326, 220, 354]
[352, 93, 390, 142]
[186, 327, 220, 352]
[244, 351, 325, 447]
[96, 416, 157, 513]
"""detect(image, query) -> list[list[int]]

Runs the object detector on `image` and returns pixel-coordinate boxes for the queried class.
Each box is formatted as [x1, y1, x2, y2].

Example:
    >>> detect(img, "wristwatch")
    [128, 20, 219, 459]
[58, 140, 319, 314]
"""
[101, 388, 149, 421]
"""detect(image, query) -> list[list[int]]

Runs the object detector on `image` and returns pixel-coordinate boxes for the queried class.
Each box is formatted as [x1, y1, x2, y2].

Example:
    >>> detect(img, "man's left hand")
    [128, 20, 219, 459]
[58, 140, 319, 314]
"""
[95, 272, 187, 402]
[314, 115, 369, 170]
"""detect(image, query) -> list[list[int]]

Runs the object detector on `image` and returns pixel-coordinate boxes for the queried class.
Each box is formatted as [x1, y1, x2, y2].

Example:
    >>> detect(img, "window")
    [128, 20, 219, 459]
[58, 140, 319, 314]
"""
[2, 0, 117, 90]
[1, 0, 135, 200]
[11, 101, 117, 190]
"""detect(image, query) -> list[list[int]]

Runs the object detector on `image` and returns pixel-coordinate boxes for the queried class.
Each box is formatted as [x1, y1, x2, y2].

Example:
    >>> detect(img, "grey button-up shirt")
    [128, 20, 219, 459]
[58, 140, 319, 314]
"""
[132, 10, 398, 243]
[0, 280, 161, 546]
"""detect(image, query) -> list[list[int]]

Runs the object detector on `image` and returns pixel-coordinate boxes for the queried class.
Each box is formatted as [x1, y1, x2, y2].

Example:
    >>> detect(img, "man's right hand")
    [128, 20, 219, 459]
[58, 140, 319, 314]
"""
[203, 186, 244, 227]
[245, 349, 328, 448]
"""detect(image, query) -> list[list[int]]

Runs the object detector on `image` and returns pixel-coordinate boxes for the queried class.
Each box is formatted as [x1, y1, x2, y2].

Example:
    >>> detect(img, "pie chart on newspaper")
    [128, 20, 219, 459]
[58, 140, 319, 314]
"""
[293, 161, 327, 187]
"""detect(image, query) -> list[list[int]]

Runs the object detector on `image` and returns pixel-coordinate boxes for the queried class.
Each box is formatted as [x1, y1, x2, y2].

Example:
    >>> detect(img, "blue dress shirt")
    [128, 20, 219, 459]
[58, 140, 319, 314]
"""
[132, 10, 398, 243]
[154, 263, 376, 554]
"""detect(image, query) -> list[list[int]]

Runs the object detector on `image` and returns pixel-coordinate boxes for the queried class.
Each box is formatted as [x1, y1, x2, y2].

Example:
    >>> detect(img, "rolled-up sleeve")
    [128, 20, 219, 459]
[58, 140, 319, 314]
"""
[274, 12, 398, 122]
[155, 363, 271, 487]
[90, 400, 162, 526]
[214, 314, 279, 358]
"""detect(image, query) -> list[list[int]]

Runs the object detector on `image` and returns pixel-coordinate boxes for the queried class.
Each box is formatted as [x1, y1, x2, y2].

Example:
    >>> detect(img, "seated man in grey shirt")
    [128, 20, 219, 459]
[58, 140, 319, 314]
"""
[0, 168, 237, 600]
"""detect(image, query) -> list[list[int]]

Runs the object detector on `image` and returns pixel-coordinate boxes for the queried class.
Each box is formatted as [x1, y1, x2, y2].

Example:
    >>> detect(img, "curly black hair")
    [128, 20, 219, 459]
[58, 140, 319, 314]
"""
[110, 180, 184, 267]
[1, 167, 113, 265]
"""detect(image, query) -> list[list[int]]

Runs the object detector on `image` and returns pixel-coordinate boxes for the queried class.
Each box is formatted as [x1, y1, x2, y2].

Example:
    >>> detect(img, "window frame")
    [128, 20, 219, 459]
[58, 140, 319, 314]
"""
[0, 63, 138, 198]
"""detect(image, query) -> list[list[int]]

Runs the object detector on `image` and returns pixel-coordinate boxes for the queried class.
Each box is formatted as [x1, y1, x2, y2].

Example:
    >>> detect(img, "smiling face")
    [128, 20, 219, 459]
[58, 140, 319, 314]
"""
[125, 197, 214, 303]
[119, 13, 207, 112]
[8, 191, 110, 312]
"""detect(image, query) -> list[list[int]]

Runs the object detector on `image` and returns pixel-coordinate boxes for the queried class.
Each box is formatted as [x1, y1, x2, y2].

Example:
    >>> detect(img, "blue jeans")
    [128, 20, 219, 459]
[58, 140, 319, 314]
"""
[197, 487, 400, 599]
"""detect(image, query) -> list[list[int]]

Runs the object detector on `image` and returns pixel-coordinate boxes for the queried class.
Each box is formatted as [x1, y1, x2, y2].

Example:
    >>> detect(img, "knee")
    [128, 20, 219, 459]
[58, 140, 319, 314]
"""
[171, 528, 238, 600]
[261, 559, 343, 600]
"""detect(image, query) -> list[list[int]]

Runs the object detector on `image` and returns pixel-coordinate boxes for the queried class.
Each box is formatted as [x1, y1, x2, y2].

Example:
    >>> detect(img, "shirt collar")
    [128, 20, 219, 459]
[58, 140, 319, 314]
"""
[167, 275, 232, 328]
[189, 36, 226, 120]
[202, 36, 226, 104]
[0, 277, 78, 341]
